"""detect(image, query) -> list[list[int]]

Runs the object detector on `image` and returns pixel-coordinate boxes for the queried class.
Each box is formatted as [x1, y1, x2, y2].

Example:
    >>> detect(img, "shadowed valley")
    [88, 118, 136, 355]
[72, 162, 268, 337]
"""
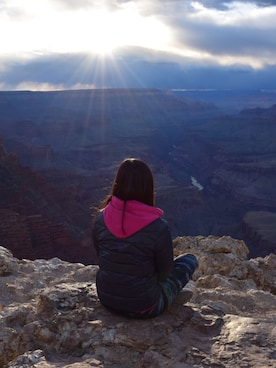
[0, 89, 275, 261]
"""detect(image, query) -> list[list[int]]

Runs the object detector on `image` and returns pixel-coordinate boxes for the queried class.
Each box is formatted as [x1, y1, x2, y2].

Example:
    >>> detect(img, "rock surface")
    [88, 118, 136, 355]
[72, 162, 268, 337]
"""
[1, 236, 276, 368]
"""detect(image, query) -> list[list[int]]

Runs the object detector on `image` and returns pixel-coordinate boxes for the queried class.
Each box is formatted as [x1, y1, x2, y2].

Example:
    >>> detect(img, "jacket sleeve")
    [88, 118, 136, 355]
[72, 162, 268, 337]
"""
[92, 228, 99, 257]
[154, 222, 174, 280]
[92, 214, 100, 257]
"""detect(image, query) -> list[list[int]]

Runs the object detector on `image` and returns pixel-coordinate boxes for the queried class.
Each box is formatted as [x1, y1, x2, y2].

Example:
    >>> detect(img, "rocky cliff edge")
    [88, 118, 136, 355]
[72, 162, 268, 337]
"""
[1, 236, 276, 368]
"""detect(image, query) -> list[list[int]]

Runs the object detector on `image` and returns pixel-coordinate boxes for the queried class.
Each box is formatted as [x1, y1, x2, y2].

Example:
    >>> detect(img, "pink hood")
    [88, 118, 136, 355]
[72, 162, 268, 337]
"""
[103, 196, 164, 238]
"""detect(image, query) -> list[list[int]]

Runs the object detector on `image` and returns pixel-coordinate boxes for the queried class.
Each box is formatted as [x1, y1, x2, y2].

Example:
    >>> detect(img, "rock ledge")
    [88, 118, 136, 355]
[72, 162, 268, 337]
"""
[0, 236, 276, 368]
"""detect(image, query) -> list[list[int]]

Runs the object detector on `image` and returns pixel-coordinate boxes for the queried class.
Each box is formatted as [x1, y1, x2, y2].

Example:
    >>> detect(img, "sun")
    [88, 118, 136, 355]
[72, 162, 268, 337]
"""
[85, 10, 122, 55]
[69, 8, 171, 56]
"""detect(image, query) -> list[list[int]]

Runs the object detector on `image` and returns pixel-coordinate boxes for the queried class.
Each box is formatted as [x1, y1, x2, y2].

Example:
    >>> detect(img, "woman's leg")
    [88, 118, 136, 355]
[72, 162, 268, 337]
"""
[117, 254, 198, 319]
[159, 253, 198, 308]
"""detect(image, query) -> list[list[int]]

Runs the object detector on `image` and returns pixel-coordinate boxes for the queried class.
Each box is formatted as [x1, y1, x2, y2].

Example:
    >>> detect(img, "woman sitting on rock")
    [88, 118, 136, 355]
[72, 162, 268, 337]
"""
[92, 158, 198, 318]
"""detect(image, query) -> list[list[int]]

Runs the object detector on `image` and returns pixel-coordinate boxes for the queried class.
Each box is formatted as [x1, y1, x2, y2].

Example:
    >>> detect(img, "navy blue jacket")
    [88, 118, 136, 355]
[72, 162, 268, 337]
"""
[92, 211, 174, 313]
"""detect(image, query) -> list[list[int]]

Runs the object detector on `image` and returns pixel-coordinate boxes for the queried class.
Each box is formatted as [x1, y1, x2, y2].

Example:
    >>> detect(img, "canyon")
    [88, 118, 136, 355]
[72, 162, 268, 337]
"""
[0, 89, 276, 261]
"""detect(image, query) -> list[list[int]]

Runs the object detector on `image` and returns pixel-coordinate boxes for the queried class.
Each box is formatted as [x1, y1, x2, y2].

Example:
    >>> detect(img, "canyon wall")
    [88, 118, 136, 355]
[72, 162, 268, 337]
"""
[1, 90, 276, 258]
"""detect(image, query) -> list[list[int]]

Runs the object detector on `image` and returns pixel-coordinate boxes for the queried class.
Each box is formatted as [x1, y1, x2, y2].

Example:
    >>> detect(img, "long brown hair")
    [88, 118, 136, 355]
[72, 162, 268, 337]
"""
[98, 158, 155, 209]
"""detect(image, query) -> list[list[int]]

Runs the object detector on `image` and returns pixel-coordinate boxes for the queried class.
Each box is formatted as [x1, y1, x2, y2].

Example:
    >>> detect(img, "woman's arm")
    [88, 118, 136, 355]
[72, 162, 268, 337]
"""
[92, 214, 100, 257]
[154, 225, 174, 280]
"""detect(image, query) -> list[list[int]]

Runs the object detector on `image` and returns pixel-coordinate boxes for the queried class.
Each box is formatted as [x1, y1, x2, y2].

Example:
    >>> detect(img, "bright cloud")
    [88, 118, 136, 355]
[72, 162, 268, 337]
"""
[12, 81, 96, 91]
[0, 0, 171, 55]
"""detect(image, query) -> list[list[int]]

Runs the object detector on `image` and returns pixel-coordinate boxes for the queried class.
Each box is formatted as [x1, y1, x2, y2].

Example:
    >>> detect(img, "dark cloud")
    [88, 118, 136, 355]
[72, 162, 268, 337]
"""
[156, 1, 276, 62]
[175, 21, 276, 58]
[1, 49, 276, 90]
[199, 0, 276, 9]
[255, 0, 276, 5]
[196, 1, 231, 10]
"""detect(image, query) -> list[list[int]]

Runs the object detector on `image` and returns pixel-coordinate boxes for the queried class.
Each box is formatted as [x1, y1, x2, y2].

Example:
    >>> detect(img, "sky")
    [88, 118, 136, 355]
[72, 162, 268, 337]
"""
[1, 0, 276, 91]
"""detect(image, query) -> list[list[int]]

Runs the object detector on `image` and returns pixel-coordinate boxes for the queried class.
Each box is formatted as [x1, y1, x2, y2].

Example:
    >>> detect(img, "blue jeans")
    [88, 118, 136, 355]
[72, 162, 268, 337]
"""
[128, 253, 198, 319]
